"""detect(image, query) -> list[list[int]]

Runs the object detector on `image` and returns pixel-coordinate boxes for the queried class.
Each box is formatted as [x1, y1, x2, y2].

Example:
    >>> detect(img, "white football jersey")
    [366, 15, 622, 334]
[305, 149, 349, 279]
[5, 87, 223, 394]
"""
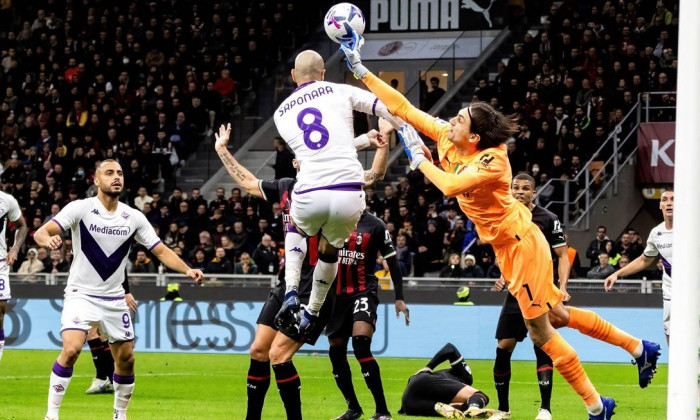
[52, 197, 161, 297]
[0, 190, 22, 263]
[274, 80, 395, 192]
[643, 222, 673, 300]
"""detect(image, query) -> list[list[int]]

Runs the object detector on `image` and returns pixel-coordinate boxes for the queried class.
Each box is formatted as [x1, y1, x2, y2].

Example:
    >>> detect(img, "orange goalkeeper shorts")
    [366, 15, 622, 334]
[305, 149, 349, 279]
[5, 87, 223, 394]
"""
[496, 222, 564, 319]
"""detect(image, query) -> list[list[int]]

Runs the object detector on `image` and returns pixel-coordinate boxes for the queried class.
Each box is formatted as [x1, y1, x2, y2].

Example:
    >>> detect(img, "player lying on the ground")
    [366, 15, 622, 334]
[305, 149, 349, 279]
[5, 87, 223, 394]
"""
[399, 342, 495, 419]
[327, 210, 409, 420]
[215, 120, 393, 420]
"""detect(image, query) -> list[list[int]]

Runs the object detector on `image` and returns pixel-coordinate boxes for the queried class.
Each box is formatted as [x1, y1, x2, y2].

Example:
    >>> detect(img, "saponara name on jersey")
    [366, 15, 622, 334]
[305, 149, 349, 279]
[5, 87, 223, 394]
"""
[338, 248, 365, 265]
[278, 85, 335, 117]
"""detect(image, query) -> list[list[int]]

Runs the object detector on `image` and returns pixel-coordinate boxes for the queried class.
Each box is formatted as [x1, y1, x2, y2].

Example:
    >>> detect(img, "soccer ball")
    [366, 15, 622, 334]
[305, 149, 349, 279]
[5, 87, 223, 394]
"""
[324, 3, 365, 44]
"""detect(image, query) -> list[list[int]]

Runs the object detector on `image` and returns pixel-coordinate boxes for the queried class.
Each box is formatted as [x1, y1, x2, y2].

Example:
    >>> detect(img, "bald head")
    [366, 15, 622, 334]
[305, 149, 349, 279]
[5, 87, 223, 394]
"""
[293, 50, 325, 84]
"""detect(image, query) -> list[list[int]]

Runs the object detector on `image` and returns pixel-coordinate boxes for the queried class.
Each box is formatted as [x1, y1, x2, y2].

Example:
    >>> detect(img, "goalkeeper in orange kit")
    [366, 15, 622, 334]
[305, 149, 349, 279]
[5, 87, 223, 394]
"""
[340, 30, 660, 420]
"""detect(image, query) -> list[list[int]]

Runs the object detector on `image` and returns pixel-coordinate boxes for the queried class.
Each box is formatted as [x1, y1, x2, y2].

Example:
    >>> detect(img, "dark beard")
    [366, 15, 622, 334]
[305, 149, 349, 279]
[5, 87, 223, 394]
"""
[102, 186, 121, 198]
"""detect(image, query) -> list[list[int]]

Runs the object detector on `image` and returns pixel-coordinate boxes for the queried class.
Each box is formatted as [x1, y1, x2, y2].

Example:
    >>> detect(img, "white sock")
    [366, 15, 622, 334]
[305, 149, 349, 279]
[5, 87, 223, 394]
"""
[586, 398, 603, 415]
[0, 339, 4, 364]
[307, 259, 338, 313]
[113, 374, 135, 420]
[632, 341, 643, 358]
[47, 361, 73, 419]
[284, 232, 307, 293]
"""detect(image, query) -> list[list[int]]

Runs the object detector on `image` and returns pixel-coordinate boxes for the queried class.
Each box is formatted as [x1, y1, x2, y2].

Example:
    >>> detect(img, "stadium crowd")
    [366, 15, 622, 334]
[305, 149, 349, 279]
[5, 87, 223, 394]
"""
[0, 0, 678, 280]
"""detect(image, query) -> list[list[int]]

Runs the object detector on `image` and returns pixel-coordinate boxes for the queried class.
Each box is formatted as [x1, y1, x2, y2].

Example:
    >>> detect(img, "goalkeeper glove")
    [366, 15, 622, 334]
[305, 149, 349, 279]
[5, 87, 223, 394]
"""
[397, 124, 428, 170]
[339, 30, 369, 79]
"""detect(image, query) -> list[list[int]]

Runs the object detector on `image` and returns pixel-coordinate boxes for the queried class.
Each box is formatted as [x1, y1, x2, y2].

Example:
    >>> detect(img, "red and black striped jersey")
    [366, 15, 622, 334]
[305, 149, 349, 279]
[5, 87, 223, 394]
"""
[336, 211, 397, 296]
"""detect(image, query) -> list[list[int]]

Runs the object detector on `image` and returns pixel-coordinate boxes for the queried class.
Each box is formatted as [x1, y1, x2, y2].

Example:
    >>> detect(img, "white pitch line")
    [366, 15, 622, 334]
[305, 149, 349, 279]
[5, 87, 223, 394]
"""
[0, 374, 668, 388]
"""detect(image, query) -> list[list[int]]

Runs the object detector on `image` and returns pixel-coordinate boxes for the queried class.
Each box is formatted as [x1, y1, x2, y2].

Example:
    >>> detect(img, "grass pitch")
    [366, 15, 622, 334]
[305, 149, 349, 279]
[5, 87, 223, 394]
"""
[0, 350, 666, 419]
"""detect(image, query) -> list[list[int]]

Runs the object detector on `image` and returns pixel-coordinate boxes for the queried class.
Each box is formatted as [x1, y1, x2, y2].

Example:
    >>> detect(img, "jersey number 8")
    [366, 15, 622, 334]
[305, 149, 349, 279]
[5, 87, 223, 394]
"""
[297, 107, 329, 150]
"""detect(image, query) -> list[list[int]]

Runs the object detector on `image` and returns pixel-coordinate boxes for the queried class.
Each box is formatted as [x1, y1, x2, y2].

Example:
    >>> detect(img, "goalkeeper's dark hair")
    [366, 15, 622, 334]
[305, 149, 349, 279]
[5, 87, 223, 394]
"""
[467, 102, 519, 150]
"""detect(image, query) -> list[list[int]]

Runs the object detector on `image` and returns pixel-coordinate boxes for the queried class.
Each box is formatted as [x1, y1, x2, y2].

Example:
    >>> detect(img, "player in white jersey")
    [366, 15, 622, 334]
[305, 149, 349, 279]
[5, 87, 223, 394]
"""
[605, 189, 673, 342]
[34, 160, 204, 420]
[0, 190, 28, 366]
[272, 49, 401, 340]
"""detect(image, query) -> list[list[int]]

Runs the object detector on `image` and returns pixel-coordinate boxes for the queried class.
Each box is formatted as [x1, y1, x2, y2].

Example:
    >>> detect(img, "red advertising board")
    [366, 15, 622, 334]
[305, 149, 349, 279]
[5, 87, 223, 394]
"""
[636, 122, 675, 184]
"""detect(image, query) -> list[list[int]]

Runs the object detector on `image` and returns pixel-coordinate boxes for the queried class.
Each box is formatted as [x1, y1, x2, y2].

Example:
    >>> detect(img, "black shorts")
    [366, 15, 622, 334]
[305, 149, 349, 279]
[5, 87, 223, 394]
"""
[494, 292, 529, 342]
[326, 292, 378, 339]
[400, 370, 466, 417]
[256, 283, 334, 345]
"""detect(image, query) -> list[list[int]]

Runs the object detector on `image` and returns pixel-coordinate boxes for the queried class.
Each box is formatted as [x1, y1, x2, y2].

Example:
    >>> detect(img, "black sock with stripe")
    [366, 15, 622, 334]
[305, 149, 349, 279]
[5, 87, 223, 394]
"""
[246, 359, 271, 420]
[272, 361, 302, 420]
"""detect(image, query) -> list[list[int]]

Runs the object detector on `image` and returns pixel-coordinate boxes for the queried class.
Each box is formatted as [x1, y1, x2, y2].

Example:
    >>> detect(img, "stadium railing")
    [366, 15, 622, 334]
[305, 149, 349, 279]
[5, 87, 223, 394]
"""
[534, 91, 677, 231]
[8, 273, 660, 295]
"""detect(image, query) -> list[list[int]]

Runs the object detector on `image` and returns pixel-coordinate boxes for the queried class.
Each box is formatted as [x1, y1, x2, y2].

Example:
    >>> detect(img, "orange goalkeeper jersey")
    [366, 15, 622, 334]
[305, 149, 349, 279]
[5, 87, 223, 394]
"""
[363, 73, 532, 247]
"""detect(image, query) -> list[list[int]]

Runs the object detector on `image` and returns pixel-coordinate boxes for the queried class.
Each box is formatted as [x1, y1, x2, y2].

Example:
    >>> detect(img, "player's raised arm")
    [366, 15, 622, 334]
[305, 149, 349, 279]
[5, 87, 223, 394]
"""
[150, 242, 204, 284]
[363, 118, 393, 187]
[341, 32, 446, 142]
[214, 123, 264, 198]
[604, 253, 657, 291]
[398, 124, 504, 197]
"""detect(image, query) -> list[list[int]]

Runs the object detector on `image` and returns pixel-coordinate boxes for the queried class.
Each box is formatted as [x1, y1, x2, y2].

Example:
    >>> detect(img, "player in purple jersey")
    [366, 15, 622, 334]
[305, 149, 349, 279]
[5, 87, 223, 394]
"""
[35, 160, 204, 420]
[0, 189, 28, 366]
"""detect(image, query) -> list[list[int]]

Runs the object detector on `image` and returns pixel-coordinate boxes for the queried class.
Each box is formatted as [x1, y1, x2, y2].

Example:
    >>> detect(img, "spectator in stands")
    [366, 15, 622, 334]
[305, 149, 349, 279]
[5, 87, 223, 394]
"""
[462, 254, 485, 278]
[206, 247, 234, 274]
[424, 77, 446, 111]
[414, 220, 444, 277]
[477, 252, 494, 275]
[586, 225, 608, 267]
[586, 252, 615, 279]
[616, 231, 643, 260]
[189, 249, 208, 271]
[604, 240, 621, 267]
[439, 253, 464, 279]
[616, 255, 632, 273]
[252, 234, 280, 275]
[486, 257, 501, 279]
[192, 231, 215, 260]
[230, 220, 251, 258]
[234, 252, 259, 275]
[270, 136, 295, 180]
[163, 222, 182, 249]
[131, 250, 157, 274]
[18, 248, 44, 275]
[187, 188, 208, 212]
[209, 187, 228, 213]
[47, 249, 70, 274]
[133, 187, 153, 211]
[395, 234, 413, 276]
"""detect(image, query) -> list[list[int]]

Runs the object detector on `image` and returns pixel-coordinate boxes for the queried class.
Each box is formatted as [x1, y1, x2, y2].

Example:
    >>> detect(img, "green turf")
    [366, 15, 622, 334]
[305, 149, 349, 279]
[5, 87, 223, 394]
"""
[0, 349, 666, 419]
